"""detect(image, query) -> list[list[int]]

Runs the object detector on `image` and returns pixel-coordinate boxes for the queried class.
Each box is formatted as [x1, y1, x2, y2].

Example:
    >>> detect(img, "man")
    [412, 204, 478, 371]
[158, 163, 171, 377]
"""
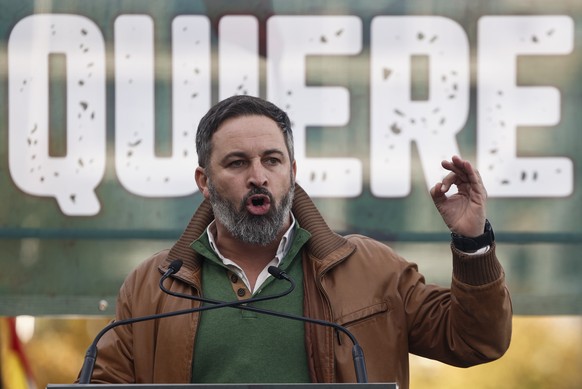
[87, 95, 512, 388]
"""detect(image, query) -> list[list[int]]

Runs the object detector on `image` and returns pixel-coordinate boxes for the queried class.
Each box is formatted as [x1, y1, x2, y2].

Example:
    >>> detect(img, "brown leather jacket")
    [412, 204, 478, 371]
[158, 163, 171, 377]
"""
[89, 185, 512, 389]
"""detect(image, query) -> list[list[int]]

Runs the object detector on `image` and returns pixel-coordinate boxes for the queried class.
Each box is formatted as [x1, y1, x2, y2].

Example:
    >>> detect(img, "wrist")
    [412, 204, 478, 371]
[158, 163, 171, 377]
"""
[451, 219, 495, 252]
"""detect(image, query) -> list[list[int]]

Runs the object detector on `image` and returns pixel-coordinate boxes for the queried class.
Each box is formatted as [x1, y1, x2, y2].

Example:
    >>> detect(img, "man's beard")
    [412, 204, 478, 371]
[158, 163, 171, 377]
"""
[208, 180, 295, 246]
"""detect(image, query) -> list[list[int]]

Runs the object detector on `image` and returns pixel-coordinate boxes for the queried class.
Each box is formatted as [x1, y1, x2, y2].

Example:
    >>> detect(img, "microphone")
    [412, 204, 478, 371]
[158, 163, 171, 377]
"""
[161, 259, 294, 304]
[161, 260, 369, 383]
[77, 261, 296, 384]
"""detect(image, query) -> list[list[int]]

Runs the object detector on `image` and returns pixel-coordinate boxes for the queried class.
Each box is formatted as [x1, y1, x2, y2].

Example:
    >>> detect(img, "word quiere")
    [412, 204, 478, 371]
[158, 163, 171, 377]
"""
[7, 14, 574, 215]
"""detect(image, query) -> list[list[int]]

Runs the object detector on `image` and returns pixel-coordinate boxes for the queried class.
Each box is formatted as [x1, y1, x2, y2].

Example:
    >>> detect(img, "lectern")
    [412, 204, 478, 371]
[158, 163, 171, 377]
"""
[47, 384, 398, 389]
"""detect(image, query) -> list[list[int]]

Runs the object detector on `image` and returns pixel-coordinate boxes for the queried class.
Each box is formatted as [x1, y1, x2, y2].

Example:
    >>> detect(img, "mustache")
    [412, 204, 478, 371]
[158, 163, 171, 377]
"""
[242, 187, 274, 206]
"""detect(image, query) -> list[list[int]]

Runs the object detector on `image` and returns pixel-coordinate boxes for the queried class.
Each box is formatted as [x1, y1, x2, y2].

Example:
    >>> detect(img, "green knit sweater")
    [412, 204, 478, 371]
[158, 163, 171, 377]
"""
[190, 227, 311, 383]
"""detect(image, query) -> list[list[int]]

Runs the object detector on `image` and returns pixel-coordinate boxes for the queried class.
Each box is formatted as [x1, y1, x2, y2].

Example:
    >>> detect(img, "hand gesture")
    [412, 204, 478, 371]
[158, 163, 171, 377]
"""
[429, 155, 487, 237]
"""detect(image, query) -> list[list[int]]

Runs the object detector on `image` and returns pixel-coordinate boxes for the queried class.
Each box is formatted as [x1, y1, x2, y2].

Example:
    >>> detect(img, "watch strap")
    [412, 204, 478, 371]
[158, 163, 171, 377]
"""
[451, 219, 495, 252]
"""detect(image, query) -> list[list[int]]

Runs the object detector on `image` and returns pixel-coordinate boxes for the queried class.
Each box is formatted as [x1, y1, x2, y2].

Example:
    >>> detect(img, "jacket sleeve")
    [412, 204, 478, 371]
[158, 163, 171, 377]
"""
[78, 250, 199, 384]
[78, 252, 166, 384]
[403, 243, 512, 367]
[83, 272, 138, 383]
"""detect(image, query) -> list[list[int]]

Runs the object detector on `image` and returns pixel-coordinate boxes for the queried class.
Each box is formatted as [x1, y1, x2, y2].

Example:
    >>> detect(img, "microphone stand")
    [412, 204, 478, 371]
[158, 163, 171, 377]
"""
[161, 262, 369, 383]
[80, 261, 368, 384]
[78, 264, 295, 384]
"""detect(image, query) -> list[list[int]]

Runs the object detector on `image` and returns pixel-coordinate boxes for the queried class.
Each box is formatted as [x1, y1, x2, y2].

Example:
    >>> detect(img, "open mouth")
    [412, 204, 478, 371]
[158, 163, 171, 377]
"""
[251, 197, 265, 206]
[246, 194, 271, 215]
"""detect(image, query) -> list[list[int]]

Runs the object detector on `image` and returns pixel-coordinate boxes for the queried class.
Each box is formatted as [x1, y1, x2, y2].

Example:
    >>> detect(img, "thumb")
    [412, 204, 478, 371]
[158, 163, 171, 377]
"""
[430, 182, 447, 203]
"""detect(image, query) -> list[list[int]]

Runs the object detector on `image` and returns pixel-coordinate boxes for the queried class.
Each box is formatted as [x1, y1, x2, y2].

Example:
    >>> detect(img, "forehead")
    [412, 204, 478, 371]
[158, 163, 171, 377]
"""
[211, 115, 287, 155]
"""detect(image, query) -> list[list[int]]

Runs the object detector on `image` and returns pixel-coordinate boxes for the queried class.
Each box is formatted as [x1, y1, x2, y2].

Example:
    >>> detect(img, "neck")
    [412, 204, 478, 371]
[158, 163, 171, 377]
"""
[211, 218, 291, 285]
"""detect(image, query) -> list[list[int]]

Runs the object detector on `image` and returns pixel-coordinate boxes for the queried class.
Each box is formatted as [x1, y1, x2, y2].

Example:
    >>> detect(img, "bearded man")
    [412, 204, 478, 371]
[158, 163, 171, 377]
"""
[84, 95, 512, 389]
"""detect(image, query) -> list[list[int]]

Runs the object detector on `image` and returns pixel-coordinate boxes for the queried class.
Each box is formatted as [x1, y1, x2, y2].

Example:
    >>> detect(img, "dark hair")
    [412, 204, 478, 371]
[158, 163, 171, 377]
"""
[196, 95, 294, 168]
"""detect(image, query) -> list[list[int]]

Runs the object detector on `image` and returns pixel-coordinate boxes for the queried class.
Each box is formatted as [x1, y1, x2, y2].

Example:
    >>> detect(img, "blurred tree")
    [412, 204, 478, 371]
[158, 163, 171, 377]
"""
[410, 316, 582, 388]
[24, 317, 111, 387]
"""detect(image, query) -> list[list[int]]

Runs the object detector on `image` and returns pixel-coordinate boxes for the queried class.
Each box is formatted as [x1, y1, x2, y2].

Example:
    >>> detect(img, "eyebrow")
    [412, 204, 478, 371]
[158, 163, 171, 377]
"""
[220, 148, 286, 164]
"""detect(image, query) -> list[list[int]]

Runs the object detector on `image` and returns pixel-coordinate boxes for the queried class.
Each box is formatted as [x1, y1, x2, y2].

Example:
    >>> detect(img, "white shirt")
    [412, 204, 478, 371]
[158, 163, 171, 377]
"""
[206, 214, 296, 294]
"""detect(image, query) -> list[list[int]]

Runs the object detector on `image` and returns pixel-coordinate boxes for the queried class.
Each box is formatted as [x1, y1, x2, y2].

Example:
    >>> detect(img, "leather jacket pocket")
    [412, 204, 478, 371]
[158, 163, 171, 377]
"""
[336, 300, 391, 328]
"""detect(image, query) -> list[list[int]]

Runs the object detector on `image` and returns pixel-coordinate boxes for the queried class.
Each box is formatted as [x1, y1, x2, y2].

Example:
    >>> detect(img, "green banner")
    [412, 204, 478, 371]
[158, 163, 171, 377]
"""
[1, 0, 581, 315]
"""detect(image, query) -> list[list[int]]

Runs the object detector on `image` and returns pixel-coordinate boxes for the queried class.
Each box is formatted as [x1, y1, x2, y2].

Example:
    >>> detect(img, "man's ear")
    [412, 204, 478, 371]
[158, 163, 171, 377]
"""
[292, 159, 297, 180]
[195, 166, 211, 199]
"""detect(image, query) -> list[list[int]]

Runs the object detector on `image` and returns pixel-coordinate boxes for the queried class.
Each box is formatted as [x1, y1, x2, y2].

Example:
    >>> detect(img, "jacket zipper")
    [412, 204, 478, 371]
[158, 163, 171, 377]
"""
[316, 254, 351, 346]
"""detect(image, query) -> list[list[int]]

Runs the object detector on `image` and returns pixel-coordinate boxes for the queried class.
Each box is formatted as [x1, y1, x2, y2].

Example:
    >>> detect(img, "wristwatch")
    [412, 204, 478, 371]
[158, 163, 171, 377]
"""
[451, 219, 495, 251]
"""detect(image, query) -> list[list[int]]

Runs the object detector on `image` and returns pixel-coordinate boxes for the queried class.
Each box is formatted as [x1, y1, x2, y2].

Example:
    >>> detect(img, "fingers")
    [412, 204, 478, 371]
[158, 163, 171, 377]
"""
[441, 156, 469, 178]
[441, 156, 481, 186]
[432, 156, 488, 236]
[438, 156, 488, 204]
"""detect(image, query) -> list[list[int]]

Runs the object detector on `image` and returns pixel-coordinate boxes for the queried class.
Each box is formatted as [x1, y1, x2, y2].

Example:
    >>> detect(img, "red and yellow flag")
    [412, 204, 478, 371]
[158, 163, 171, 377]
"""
[0, 317, 36, 389]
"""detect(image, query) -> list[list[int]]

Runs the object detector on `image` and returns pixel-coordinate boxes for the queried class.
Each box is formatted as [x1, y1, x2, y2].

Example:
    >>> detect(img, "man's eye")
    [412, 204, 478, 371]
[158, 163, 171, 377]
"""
[229, 160, 245, 168]
[265, 158, 280, 165]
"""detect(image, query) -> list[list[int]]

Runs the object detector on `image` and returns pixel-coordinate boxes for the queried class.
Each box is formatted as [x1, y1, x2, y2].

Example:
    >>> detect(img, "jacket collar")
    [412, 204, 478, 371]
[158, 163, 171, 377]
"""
[161, 184, 355, 281]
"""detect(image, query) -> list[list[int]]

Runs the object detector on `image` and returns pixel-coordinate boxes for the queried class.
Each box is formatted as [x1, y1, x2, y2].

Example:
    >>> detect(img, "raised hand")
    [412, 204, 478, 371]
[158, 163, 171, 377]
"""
[429, 155, 487, 237]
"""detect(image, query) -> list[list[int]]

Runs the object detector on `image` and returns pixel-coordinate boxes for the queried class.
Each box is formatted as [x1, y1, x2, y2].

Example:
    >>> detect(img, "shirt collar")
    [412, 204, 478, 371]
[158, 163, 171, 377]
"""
[206, 213, 297, 272]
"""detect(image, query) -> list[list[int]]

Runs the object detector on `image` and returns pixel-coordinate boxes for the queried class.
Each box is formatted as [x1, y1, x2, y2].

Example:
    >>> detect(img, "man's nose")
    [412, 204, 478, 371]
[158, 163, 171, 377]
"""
[247, 160, 268, 187]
